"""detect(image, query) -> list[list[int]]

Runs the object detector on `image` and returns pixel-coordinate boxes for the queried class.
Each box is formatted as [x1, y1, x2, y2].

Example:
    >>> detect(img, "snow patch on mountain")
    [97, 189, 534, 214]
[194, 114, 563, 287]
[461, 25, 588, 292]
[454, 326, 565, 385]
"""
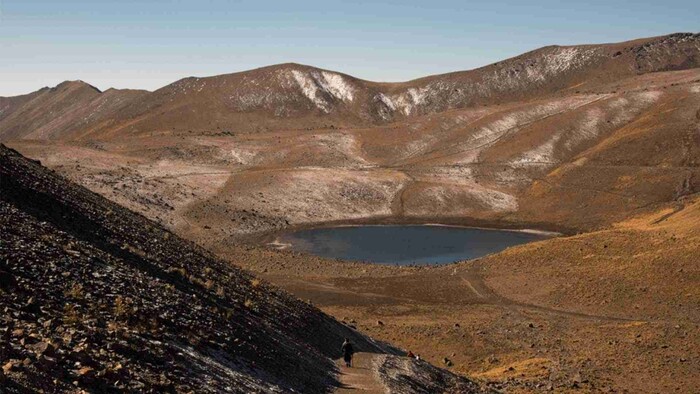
[512, 91, 662, 166]
[513, 133, 563, 165]
[290, 70, 354, 113]
[373, 93, 397, 120]
[562, 107, 605, 151]
[490, 46, 603, 89]
[318, 71, 354, 102]
[470, 96, 599, 146]
[376, 93, 396, 111]
[388, 86, 436, 115]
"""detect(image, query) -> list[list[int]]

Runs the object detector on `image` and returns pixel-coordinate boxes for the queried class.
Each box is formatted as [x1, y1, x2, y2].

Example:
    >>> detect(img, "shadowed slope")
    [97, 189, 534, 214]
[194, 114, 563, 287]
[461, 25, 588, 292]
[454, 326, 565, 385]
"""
[3, 145, 470, 392]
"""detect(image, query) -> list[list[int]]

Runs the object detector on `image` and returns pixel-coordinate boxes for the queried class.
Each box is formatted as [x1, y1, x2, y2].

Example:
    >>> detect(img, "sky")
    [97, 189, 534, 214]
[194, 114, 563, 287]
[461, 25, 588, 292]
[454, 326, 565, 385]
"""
[1, 0, 698, 96]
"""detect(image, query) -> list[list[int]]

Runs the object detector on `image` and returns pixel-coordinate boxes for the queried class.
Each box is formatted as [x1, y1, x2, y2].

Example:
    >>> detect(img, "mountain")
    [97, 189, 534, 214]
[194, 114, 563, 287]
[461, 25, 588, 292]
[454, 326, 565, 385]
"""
[1, 33, 698, 139]
[0, 81, 148, 141]
[2, 34, 698, 243]
[0, 145, 482, 393]
[1, 33, 699, 393]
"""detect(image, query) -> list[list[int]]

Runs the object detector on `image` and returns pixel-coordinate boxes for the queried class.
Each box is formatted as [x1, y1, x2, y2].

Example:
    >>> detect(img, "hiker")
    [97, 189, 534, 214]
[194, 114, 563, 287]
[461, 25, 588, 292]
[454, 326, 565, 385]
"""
[341, 338, 354, 367]
[407, 350, 415, 358]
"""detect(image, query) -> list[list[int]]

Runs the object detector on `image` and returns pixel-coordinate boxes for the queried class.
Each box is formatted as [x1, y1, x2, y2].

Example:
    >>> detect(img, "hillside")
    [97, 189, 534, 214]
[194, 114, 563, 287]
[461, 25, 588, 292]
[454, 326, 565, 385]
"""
[1, 33, 698, 139]
[0, 82, 148, 141]
[6, 65, 697, 245]
[0, 145, 482, 393]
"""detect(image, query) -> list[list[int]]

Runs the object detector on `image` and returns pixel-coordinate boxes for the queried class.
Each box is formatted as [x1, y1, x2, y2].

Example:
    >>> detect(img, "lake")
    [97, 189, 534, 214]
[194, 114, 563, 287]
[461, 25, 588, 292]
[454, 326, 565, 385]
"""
[274, 225, 553, 265]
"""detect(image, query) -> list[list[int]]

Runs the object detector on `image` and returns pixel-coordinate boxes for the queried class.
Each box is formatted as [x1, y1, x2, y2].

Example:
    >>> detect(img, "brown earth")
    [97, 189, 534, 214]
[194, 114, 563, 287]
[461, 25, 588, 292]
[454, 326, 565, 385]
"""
[1, 33, 699, 392]
[225, 196, 699, 393]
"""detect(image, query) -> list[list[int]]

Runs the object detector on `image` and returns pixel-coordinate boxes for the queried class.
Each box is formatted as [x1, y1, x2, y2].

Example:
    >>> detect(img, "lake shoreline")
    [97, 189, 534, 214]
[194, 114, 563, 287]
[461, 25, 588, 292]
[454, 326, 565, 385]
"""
[254, 215, 568, 247]
[268, 224, 555, 265]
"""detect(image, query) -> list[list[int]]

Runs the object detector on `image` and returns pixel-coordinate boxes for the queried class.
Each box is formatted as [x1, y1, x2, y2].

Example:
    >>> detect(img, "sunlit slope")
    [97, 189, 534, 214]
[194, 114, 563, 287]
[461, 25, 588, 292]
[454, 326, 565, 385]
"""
[2, 33, 697, 140]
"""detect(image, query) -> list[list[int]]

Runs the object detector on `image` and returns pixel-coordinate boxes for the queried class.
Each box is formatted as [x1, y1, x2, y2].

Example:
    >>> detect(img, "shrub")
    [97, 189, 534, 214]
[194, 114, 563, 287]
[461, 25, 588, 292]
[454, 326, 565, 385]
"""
[113, 296, 133, 318]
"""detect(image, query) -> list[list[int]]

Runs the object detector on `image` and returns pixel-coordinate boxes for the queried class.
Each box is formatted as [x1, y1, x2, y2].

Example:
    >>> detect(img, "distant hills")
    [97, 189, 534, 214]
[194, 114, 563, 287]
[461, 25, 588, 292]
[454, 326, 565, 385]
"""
[1, 33, 698, 140]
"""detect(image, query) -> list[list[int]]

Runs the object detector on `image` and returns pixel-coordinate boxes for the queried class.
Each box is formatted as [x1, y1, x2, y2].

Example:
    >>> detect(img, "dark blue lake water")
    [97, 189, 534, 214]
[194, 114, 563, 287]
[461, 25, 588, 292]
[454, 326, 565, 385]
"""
[276, 225, 552, 265]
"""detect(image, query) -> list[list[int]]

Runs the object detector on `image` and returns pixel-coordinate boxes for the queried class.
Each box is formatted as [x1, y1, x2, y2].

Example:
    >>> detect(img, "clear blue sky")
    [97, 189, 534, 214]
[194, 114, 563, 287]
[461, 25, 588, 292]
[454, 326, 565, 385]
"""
[1, 0, 697, 96]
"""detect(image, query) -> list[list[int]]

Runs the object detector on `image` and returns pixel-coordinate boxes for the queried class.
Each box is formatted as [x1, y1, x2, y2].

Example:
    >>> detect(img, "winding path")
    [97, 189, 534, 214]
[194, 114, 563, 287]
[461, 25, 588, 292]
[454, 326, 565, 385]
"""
[462, 265, 643, 323]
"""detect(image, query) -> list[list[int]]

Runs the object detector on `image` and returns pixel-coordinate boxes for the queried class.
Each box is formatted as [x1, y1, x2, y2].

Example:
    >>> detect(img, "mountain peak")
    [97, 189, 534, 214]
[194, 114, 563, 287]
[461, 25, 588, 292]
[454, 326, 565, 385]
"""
[54, 80, 102, 93]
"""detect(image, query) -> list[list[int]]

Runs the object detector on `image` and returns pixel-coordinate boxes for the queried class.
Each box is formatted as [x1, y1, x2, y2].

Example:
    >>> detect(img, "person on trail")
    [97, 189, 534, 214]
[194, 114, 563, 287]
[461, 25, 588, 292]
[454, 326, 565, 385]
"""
[341, 338, 354, 367]
[407, 350, 415, 358]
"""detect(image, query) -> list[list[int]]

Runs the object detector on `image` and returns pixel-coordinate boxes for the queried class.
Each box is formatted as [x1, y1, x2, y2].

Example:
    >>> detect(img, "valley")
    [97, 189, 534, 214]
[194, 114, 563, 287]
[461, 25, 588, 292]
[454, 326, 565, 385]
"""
[2, 33, 699, 392]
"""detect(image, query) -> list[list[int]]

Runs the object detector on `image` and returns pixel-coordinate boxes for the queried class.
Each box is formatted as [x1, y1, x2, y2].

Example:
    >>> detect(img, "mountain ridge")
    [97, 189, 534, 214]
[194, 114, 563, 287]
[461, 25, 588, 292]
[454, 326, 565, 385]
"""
[1, 32, 697, 140]
[4, 32, 696, 99]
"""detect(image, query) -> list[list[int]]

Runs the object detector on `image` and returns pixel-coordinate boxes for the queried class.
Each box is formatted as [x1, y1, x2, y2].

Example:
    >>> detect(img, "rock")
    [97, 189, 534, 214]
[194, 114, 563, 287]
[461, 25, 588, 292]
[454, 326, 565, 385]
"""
[376, 320, 384, 326]
[77, 366, 94, 376]
[26, 341, 55, 357]
[3, 360, 18, 373]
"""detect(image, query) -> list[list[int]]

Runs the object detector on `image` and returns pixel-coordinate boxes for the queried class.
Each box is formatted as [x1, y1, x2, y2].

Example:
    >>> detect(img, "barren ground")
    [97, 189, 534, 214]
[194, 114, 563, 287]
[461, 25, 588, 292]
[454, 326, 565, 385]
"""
[3, 56, 699, 392]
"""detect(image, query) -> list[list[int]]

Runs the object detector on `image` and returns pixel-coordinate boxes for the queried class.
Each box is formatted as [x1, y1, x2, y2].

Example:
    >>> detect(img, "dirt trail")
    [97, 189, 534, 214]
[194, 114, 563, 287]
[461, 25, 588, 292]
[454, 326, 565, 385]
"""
[335, 353, 386, 393]
[462, 265, 640, 323]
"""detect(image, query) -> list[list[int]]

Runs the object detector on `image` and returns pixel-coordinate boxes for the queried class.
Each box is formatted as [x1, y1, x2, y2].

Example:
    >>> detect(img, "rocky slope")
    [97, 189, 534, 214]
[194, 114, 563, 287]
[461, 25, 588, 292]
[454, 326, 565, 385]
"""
[0, 145, 480, 393]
